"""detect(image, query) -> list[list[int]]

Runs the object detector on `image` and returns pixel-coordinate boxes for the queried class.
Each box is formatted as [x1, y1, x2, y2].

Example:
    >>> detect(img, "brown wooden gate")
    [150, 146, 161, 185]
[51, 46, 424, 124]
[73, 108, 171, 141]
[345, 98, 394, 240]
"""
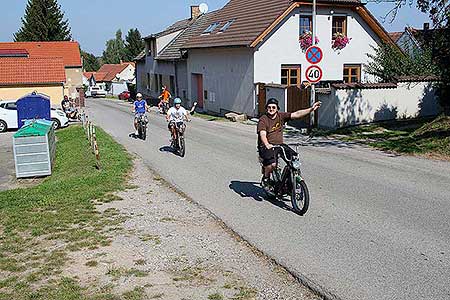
[287, 86, 311, 124]
[257, 83, 266, 116]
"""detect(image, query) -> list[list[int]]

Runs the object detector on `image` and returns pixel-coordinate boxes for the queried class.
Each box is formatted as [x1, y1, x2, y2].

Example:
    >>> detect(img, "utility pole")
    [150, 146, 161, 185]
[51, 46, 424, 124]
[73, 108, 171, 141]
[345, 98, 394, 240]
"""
[310, 0, 317, 128]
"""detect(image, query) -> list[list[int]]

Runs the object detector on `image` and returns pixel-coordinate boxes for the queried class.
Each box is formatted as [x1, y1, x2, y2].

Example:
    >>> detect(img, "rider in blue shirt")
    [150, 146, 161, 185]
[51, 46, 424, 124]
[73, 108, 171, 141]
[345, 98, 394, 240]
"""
[132, 93, 150, 135]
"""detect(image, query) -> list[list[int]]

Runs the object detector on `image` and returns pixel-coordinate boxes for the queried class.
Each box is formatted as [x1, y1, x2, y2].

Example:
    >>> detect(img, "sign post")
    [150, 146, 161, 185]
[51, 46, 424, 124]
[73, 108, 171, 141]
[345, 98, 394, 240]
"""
[311, 0, 317, 128]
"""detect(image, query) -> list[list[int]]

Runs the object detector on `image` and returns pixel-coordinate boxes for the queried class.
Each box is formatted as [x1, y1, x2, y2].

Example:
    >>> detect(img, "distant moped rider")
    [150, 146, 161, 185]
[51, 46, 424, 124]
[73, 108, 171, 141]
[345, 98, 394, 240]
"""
[132, 93, 150, 135]
[166, 98, 189, 142]
[257, 98, 321, 187]
[158, 86, 171, 111]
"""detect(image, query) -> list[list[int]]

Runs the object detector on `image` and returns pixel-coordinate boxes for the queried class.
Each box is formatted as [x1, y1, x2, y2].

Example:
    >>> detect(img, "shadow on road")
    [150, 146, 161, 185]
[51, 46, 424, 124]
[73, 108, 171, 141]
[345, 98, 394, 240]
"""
[229, 180, 294, 213]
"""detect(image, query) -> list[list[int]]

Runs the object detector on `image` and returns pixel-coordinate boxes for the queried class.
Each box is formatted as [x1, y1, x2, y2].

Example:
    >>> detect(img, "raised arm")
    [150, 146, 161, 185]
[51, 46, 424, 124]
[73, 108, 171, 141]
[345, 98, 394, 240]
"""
[291, 101, 321, 120]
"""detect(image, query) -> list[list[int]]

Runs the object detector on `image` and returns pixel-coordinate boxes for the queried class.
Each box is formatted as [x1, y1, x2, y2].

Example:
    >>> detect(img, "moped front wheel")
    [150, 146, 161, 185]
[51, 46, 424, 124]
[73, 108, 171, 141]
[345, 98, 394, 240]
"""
[291, 174, 309, 215]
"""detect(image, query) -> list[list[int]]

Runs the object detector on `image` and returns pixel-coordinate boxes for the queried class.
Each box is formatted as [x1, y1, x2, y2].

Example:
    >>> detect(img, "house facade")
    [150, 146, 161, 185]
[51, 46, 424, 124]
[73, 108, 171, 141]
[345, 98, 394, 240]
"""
[0, 55, 66, 106]
[181, 0, 393, 117]
[0, 42, 83, 98]
[93, 62, 136, 95]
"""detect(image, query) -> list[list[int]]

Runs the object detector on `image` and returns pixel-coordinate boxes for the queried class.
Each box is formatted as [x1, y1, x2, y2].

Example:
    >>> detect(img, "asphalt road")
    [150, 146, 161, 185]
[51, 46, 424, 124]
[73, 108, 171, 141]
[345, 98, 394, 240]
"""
[86, 98, 450, 300]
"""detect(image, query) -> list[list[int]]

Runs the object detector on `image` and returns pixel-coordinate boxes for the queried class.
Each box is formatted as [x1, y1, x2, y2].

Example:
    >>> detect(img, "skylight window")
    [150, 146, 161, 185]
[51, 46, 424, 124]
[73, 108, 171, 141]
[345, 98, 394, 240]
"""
[219, 19, 235, 32]
[203, 22, 220, 34]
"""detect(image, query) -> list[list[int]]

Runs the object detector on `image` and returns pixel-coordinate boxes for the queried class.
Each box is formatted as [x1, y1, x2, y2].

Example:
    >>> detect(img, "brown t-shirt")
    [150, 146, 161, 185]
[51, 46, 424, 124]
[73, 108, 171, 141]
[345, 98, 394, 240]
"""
[257, 112, 291, 148]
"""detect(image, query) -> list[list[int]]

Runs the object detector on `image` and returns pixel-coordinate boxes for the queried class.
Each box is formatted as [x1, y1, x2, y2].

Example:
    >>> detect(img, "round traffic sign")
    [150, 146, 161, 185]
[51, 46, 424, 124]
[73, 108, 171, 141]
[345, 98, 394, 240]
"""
[306, 46, 323, 64]
[305, 65, 323, 83]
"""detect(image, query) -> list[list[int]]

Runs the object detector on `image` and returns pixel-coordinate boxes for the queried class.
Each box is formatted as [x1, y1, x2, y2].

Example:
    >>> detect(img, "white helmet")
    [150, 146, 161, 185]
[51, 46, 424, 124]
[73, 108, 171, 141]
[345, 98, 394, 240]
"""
[136, 93, 143, 98]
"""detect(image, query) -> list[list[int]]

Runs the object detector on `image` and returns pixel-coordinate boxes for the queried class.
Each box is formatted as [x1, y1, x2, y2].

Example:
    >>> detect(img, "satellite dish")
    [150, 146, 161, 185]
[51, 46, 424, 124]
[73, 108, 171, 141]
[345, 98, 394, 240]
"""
[199, 3, 209, 14]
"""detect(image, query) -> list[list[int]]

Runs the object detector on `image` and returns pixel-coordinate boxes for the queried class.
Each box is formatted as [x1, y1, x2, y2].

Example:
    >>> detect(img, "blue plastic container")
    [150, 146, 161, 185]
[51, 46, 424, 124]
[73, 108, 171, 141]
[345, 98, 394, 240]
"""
[16, 92, 51, 128]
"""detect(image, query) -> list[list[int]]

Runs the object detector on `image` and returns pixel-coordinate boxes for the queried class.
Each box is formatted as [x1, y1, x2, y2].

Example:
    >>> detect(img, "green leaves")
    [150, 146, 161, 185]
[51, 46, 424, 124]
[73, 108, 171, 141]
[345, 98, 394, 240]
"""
[14, 0, 71, 42]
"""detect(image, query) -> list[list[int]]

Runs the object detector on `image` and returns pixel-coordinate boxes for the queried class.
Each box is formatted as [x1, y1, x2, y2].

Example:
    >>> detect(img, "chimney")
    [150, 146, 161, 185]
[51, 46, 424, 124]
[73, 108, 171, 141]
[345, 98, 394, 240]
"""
[423, 23, 430, 30]
[191, 5, 200, 19]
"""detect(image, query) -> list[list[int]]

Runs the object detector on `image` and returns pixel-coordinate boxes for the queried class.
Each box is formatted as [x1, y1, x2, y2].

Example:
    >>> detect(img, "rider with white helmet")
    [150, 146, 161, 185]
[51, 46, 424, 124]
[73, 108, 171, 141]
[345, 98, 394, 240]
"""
[132, 93, 150, 135]
[166, 97, 189, 142]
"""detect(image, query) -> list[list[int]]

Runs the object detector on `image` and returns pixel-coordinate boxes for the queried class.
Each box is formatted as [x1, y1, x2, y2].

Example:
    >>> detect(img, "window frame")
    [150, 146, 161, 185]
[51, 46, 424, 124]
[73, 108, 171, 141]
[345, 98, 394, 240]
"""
[343, 64, 361, 83]
[332, 15, 347, 38]
[203, 22, 220, 34]
[299, 15, 312, 35]
[219, 19, 235, 33]
[281, 65, 302, 86]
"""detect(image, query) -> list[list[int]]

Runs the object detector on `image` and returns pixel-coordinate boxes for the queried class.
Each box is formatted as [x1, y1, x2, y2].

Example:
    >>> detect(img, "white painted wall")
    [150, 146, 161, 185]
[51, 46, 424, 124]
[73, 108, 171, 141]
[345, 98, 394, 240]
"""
[117, 64, 136, 83]
[254, 7, 381, 84]
[187, 48, 255, 116]
[157, 30, 182, 55]
[318, 81, 440, 128]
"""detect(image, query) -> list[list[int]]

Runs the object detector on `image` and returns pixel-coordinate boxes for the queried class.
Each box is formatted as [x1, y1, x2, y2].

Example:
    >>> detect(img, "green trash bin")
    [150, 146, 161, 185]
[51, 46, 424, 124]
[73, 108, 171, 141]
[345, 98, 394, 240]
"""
[13, 120, 56, 178]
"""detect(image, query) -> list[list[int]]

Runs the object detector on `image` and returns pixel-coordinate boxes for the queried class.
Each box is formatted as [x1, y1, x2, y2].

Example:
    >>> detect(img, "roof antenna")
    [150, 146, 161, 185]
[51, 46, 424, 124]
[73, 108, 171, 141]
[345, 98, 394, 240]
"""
[199, 3, 209, 14]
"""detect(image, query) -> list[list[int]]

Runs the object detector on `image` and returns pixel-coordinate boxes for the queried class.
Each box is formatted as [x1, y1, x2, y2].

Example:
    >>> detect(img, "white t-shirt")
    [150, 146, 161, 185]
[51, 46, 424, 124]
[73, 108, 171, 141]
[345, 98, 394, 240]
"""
[168, 107, 187, 122]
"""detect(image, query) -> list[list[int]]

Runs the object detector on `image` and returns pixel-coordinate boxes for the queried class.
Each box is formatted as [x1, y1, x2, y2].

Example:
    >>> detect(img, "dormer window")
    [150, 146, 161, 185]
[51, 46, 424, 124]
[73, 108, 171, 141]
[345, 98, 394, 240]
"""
[219, 19, 235, 32]
[203, 22, 220, 34]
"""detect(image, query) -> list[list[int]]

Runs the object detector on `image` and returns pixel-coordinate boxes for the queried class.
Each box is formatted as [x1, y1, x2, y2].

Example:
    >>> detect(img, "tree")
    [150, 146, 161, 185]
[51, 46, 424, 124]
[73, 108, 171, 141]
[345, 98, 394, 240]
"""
[14, 0, 71, 41]
[365, 44, 439, 82]
[102, 30, 126, 64]
[81, 50, 100, 72]
[124, 29, 144, 61]
[372, 0, 449, 112]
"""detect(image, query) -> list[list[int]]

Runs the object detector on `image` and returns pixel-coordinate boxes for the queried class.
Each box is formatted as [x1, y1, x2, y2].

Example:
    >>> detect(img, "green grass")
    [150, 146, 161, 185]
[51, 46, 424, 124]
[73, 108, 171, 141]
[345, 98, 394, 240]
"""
[194, 112, 229, 122]
[317, 115, 450, 158]
[0, 126, 131, 299]
[208, 293, 224, 300]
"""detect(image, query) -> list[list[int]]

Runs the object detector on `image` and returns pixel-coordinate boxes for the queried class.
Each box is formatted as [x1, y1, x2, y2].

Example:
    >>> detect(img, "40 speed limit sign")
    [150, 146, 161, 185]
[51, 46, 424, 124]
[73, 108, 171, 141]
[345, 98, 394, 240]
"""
[305, 65, 323, 83]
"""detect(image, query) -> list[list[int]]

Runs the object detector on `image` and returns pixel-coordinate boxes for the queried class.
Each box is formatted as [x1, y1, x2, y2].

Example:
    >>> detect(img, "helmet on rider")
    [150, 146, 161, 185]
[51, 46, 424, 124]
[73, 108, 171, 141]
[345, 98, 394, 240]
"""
[174, 98, 182, 105]
[265, 98, 280, 110]
[136, 93, 143, 99]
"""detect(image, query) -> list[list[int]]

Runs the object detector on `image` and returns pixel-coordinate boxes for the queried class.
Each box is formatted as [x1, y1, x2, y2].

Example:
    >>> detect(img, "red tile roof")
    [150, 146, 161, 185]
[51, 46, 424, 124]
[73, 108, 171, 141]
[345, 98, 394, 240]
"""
[97, 63, 133, 81]
[0, 41, 82, 67]
[388, 32, 403, 43]
[0, 57, 66, 85]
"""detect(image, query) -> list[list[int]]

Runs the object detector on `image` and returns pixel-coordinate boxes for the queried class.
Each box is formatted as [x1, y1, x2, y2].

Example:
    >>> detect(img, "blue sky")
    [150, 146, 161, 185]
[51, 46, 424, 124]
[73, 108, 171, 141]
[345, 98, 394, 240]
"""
[2, 0, 431, 56]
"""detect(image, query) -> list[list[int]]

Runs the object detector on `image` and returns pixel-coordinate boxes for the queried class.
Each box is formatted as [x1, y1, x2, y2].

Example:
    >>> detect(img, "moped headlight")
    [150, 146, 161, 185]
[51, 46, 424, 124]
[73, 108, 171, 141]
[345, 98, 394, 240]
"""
[292, 159, 302, 170]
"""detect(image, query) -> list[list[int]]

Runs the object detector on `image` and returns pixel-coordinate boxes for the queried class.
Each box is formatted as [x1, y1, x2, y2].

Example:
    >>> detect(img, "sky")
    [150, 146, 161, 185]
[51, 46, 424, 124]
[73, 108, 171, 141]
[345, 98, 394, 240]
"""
[1, 0, 432, 56]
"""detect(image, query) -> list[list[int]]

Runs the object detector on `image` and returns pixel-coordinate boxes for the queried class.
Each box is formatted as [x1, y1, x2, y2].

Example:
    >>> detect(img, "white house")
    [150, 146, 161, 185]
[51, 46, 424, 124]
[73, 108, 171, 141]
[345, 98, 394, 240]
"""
[180, 0, 395, 117]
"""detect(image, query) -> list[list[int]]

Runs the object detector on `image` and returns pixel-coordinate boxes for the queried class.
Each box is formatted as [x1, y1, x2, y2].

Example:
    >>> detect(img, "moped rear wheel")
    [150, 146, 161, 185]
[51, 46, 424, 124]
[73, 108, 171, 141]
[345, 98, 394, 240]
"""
[291, 174, 309, 215]
[141, 123, 147, 140]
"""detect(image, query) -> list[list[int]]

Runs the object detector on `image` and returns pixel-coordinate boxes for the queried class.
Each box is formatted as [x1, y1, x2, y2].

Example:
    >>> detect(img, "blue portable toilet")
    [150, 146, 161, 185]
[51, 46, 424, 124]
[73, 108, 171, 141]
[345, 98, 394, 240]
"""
[17, 92, 51, 128]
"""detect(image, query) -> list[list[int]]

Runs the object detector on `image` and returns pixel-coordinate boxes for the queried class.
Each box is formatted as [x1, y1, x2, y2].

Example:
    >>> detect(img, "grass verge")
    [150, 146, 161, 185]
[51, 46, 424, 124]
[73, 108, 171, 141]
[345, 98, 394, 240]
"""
[0, 125, 132, 299]
[316, 115, 450, 159]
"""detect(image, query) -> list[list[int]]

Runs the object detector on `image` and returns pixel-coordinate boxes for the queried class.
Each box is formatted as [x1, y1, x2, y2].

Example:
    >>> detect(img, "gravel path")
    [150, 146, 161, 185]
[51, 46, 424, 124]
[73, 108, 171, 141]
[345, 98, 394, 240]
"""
[64, 158, 319, 300]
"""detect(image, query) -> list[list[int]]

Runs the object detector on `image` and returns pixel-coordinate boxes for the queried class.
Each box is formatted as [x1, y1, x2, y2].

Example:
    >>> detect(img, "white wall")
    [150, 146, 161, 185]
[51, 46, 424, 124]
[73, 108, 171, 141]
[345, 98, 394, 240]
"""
[318, 82, 440, 128]
[117, 64, 135, 83]
[254, 7, 381, 84]
[187, 48, 255, 116]
[157, 30, 182, 55]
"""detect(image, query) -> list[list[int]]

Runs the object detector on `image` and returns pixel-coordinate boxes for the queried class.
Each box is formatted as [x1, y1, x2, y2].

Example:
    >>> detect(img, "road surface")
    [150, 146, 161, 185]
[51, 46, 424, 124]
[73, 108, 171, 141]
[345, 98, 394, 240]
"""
[86, 98, 450, 300]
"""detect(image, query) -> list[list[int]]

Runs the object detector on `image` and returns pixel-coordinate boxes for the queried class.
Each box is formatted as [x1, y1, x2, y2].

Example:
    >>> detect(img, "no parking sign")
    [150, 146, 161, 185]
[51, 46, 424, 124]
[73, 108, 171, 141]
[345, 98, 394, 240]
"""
[305, 46, 323, 84]
[306, 46, 323, 64]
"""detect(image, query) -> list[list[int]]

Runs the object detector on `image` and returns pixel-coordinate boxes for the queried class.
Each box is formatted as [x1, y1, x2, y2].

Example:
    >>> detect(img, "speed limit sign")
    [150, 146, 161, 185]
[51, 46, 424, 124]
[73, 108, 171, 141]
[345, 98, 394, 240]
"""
[305, 65, 323, 83]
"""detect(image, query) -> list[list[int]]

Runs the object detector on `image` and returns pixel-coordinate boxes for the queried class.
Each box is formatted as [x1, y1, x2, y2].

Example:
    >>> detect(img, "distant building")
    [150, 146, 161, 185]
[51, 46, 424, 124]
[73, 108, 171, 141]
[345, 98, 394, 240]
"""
[0, 42, 82, 98]
[0, 54, 66, 105]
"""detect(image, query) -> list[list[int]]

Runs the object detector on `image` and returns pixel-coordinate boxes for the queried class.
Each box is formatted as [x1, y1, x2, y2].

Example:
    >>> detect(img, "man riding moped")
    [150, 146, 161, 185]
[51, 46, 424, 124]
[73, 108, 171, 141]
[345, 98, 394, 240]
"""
[166, 98, 189, 143]
[257, 98, 321, 188]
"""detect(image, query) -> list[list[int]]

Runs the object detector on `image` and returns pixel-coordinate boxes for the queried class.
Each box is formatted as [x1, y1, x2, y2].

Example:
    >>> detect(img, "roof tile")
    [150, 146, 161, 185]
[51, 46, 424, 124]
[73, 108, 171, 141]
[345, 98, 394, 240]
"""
[0, 41, 82, 67]
[0, 57, 66, 85]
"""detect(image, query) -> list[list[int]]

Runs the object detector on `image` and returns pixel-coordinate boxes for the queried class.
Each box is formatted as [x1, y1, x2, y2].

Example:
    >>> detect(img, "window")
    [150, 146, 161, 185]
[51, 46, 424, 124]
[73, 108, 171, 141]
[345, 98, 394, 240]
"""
[146, 42, 151, 56]
[147, 73, 151, 89]
[203, 22, 220, 34]
[154, 74, 158, 92]
[219, 19, 235, 32]
[299, 16, 312, 35]
[5, 102, 17, 110]
[343, 64, 361, 83]
[204, 90, 208, 100]
[332, 16, 347, 37]
[281, 65, 301, 86]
